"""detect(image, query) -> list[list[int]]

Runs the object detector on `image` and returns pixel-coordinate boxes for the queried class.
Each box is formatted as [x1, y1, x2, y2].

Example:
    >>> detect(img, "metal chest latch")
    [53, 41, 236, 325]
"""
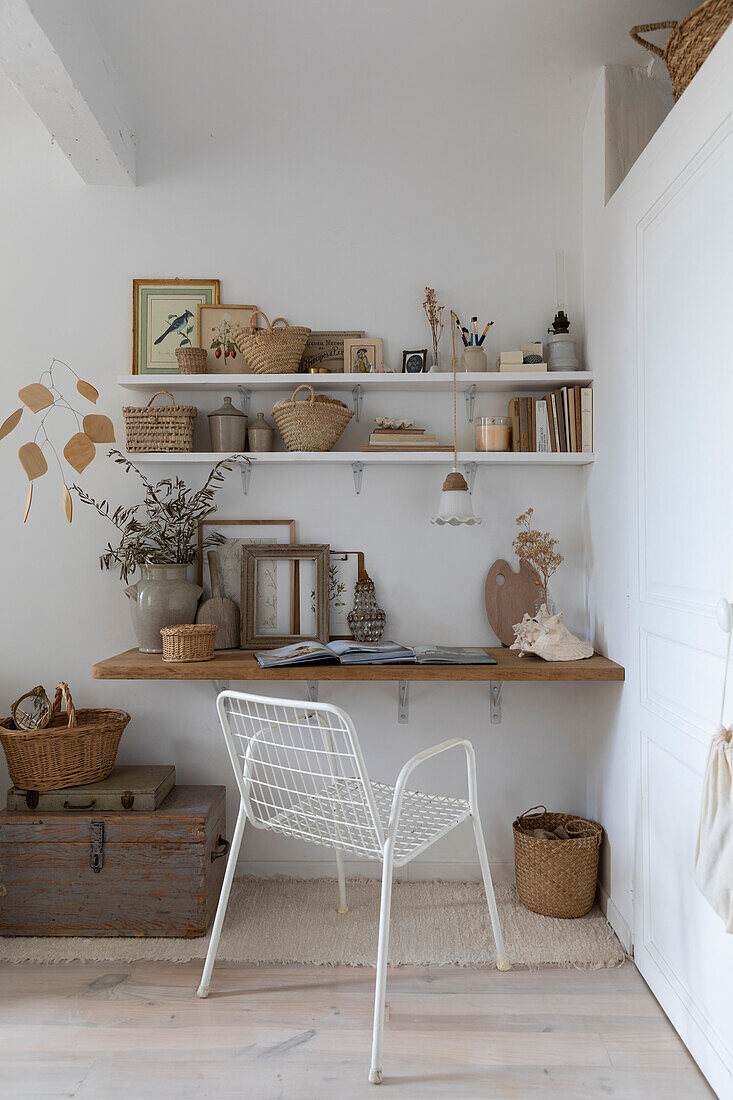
[89, 821, 105, 873]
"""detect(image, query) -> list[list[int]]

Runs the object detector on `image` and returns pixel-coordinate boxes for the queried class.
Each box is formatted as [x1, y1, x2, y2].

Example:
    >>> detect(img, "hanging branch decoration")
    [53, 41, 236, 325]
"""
[512, 508, 564, 608]
[0, 358, 115, 524]
[422, 286, 445, 368]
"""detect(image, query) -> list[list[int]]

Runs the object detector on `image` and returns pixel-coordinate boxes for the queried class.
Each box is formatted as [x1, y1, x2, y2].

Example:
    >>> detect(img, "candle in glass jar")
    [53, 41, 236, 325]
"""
[475, 416, 511, 452]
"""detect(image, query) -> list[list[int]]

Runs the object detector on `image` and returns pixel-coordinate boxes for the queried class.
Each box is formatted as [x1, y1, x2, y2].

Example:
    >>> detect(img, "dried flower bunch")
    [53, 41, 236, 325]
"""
[512, 508, 564, 607]
[74, 450, 241, 581]
[422, 286, 444, 367]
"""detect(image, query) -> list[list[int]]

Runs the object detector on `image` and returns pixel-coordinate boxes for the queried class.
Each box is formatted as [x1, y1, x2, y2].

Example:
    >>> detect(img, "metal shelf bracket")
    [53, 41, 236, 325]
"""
[352, 462, 365, 495]
[236, 386, 251, 418]
[352, 384, 364, 422]
[464, 462, 478, 494]
[464, 384, 477, 423]
[306, 681, 319, 703]
[213, 680, 230, 699]
[240, 462, 252, 495]
[490, 682, 503, 725]
[398, 682, 409, 724]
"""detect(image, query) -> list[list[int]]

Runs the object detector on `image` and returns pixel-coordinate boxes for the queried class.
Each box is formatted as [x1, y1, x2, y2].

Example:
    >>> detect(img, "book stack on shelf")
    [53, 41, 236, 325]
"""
[362, 425, 452, 453]
[508, 386, 592, 453]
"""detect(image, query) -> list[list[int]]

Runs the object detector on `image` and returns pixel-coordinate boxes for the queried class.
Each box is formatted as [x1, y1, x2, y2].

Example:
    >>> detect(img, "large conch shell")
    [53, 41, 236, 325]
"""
[510, 604, 594, 662]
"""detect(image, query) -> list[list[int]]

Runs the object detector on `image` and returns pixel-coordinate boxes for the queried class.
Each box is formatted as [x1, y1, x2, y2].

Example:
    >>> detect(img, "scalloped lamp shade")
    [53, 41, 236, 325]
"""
[430, 471, 481, 526]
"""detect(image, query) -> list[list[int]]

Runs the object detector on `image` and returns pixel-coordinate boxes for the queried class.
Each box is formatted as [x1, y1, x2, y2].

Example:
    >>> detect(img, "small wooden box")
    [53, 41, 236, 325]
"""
[0, 785, 227, 937]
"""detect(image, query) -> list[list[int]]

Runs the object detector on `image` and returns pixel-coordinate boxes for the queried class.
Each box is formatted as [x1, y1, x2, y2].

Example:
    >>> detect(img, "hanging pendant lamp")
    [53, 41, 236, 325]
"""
[431, 310, 481, 526]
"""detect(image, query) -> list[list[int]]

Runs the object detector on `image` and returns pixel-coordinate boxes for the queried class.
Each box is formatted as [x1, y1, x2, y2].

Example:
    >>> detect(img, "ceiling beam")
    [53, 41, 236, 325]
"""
[0, 0, 135, 185]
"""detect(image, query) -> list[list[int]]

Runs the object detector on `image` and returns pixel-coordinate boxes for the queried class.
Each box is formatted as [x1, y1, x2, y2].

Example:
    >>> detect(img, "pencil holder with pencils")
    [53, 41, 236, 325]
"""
[460, 346, 489, 372]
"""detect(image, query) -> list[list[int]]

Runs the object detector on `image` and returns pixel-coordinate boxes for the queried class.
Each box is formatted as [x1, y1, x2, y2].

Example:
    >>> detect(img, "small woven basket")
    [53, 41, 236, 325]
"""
[161, 623, 219, 662]
[233, 310, 311, 375]
[513, 805, 602, 918]
[0, 682, 130, 792]
[123, 390, 197, 453]
[271, 384, 354, 452]
[175, 346, 208, 375]
[631, 0, 733, 100]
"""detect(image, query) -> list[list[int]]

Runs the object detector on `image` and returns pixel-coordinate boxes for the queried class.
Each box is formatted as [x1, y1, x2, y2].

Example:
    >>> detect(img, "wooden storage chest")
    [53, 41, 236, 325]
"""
[0, 785, 227, 937]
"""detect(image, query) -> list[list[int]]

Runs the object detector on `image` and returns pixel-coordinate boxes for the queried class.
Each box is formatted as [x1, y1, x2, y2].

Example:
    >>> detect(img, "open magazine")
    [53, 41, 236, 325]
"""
[254, 640, 496, 669]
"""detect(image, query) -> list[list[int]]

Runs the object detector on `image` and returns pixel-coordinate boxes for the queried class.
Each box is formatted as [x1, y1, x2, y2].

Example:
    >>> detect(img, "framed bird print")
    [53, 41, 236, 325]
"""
[132, 278, 220, 374]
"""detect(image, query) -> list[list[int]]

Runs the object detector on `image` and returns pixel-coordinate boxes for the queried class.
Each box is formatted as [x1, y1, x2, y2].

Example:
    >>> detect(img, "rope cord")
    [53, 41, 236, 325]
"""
[720, 626, 732, 729]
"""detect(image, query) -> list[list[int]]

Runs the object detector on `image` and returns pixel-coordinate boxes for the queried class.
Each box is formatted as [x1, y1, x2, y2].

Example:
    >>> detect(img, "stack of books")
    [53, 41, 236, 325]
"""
[508, 387, 593, 453]
[362, 427, 451, 452]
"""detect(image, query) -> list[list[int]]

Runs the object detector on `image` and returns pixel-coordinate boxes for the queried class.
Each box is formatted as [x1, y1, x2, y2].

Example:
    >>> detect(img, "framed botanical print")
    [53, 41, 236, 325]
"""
[301, 331, 365, 373]
[343, 337, 383, 374]
[197, 304, 257, 373]
[324, 550, 364, 638]
[133, 278, 220, 374]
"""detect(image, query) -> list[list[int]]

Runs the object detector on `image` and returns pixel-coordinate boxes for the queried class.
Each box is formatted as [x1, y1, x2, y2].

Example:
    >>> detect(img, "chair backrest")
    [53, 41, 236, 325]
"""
[217, 690, 385, 858]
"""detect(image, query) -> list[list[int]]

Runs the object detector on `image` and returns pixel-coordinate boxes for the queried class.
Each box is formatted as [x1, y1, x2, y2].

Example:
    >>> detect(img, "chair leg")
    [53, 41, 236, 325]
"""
[369, 841, 395, 1085]
[335, 848, 348, 914]
[197, 802, 247, 998]
[471, 812, 511, 971]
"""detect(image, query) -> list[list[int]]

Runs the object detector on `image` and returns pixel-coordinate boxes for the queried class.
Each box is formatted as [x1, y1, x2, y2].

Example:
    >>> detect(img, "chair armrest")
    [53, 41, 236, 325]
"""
[385, 738, 475, 843]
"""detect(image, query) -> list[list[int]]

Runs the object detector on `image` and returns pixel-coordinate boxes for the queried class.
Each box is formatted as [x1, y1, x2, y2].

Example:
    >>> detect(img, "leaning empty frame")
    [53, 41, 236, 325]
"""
[241, 544, 330, 649]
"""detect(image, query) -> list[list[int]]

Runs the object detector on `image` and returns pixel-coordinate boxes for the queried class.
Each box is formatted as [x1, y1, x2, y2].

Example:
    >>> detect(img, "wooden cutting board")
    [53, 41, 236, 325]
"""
[484, 558, 540, 646]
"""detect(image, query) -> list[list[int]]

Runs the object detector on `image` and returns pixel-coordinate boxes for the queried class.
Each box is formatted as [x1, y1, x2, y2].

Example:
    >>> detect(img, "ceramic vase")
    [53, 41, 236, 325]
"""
[124, 563, 203, 653]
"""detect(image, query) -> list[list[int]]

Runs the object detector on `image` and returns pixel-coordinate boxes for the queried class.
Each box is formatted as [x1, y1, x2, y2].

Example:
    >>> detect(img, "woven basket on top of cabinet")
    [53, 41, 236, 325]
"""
[123, 390, 197, 453]
[0, 682, 130, 792]
[233, 311, 311, 375]
[631, 0, 733, 100]
[271, 384, 353, 452]
[512, 806, 602, 918]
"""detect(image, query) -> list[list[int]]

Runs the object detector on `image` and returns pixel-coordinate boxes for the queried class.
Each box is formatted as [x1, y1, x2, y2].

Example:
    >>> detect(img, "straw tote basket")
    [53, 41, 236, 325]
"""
[123, 390, 197, 453]
[160, 623, 218, 662]
[0, 682, 130, 792]
[271, 384, 353, 452]
[233, 310, 311, 375]
[513, 806, 602, 918]
[631, 0, 733, 100]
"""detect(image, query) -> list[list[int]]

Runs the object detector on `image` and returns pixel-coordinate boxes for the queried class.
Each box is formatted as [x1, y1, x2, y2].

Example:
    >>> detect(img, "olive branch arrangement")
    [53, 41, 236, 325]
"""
[422, 286, 444, 368]
[512, 508, 564, 609]
[73, 450, 245, 582]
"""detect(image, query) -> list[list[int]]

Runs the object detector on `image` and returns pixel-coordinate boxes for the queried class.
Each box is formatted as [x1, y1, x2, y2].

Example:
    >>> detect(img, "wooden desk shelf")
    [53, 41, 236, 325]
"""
[93, 649, 624, 726]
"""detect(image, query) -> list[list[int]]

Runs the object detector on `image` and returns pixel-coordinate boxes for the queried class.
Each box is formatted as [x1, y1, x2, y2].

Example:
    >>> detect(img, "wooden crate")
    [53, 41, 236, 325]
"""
[0, 785, 227, 937]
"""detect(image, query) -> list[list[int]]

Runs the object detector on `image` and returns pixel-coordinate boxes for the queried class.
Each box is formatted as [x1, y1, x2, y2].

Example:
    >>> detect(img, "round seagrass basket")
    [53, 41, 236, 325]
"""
[123, 390, 197, 453]
[233, 311, 311, 375]
[0, 682, 130, 792]
[631, 0, 733, 100]
[161, 623, 218, 663]
[271, 384, 353, 452]
[513, 805, 602, 918]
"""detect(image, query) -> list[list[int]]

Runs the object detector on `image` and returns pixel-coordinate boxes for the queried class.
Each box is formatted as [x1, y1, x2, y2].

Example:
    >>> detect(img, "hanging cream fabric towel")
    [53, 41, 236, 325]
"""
[695, 725, 733, 932]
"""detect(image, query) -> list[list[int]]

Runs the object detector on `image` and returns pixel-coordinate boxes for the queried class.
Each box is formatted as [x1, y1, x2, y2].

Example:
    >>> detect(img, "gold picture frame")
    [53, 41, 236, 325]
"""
[197, 304, 257, 373]
[132, 278, 220, 374]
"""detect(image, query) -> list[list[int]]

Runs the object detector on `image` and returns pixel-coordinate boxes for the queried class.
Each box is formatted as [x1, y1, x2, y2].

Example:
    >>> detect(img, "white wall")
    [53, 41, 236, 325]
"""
[0, 0, 685, 879]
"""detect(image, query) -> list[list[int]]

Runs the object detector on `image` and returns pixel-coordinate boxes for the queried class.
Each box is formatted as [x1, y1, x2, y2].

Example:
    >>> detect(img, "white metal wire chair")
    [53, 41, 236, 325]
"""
[197, 689, 510, 1085]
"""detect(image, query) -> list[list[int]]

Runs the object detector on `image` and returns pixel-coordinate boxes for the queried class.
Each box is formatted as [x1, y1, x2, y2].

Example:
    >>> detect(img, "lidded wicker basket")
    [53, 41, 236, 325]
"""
[271, 384, 353, 452]
[513, 806, 602, 918]
[123, 390, 197, 453]
[160, 623, 218, 663]
[631, 0, 733, 100]
[233, 310, 311, 375]
[0, 682, 130, 792]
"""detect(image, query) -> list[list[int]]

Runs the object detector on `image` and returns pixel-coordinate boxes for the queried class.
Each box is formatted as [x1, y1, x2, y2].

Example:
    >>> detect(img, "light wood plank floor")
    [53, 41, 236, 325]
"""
[0, 960, 713, 1099]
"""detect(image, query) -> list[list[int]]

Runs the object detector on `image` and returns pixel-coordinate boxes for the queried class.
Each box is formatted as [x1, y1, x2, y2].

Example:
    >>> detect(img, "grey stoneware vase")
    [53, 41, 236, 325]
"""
[124, 563, 203, 653]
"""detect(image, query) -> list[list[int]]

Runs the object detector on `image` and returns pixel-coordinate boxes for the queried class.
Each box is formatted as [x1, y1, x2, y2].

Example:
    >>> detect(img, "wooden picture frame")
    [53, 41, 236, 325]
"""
[402, 349, 428, 373]
[301, 331, 365, 373]
[241, 544, 329, 649]
[196, 304, 257, 373]
[133, 278, 220, 374]
[343, 337, 383, 374]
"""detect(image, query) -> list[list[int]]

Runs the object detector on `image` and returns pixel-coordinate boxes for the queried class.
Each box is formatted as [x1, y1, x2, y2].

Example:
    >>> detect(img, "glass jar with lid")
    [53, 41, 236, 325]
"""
[475, 415, 511, 452]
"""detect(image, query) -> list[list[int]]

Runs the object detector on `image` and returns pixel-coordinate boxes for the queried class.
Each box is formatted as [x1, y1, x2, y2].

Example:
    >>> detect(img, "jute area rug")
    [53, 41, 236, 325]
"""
[0, 878, 624, 968]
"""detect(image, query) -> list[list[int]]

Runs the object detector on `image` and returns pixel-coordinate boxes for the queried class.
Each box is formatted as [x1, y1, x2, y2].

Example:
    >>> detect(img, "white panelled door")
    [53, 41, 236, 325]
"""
[628, 51, 733, 1099]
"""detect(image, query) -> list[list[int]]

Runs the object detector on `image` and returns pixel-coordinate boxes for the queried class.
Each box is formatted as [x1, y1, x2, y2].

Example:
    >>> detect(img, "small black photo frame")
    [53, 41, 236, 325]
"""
[402, 349, 428, 373]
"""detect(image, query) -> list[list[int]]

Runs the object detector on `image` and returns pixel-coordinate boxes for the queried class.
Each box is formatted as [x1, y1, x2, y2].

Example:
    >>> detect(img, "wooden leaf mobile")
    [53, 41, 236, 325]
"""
[18, 383, 54, 413]
[0, 408, 23, 441]
[82, 414, 115, 443]
[18, 442, 48, 481]
[23, 483, 32, 523]
[62, 484, 73, 523]
[63, 431, 96, 474]
[77, 380, 99, 404]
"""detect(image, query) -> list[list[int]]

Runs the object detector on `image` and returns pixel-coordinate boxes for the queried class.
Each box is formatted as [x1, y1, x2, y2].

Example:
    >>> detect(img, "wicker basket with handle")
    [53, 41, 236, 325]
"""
[123, 390, 197, 453]
[271, 384, 354, 452]
[0, 682, 130, 792]
[232, 310, 311, 375]
[631, 0, 733, 100]
[513, 805, 602, 918]
[160, 623, 219, 662]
